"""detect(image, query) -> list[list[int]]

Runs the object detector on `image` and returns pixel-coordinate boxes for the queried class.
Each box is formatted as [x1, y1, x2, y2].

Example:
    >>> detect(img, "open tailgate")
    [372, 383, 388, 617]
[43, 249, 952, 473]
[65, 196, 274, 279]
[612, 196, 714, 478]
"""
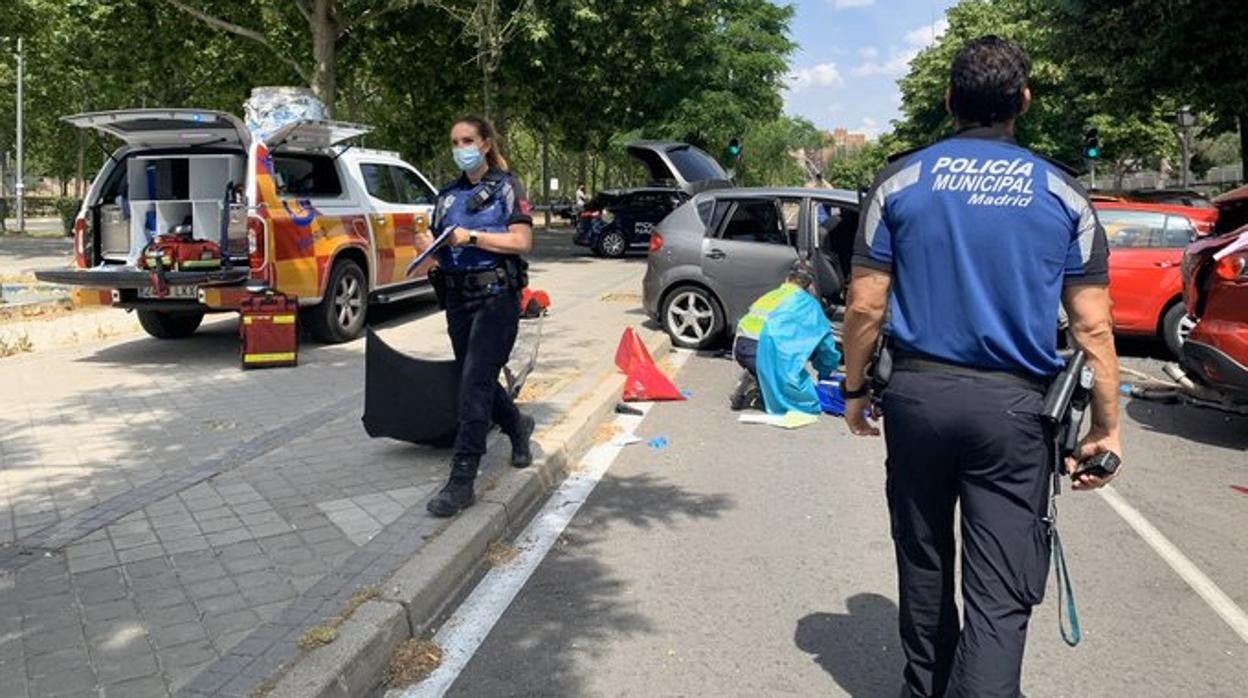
[64, 109, 250, 148]
[262, 119, 372, 150]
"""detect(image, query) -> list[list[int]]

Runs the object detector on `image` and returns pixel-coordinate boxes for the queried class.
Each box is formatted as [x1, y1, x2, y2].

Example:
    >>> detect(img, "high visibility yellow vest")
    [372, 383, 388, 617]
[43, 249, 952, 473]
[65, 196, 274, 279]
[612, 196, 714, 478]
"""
[736, 283, 801, 341]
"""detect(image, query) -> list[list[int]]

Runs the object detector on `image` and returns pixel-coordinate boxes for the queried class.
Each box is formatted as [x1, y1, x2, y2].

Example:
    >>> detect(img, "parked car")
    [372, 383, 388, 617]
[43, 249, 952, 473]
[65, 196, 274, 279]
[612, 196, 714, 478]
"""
[1095, 201, 1218, 356]
[574, 188, 689, 257]
[574, 141, 732, 258]
[643, 188, 860, 349]
[1178, 186, 1248, 406]
[35, 109, 438, 343]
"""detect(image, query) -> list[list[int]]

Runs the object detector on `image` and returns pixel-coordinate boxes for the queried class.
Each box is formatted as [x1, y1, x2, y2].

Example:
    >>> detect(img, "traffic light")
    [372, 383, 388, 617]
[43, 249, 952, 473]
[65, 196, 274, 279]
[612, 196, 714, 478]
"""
[726, 138, 743, 160]
[1083, 127, 1100, 159]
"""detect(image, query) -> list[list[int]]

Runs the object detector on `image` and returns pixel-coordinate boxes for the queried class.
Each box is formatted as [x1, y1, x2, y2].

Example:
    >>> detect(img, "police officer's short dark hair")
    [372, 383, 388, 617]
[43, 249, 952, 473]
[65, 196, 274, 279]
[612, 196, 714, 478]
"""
[949, 35, 1031, 125]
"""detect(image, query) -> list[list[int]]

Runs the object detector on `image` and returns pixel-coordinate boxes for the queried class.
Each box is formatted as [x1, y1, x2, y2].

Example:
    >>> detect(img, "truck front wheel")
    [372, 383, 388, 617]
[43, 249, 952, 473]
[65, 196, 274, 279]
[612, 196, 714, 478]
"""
[307, 259, 368, 343]
[137, 310, 204, 339]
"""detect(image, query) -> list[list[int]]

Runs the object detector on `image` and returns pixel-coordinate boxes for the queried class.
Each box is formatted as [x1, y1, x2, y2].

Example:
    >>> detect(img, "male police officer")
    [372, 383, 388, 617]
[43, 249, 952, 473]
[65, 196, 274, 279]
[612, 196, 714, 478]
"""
[841, 37, 1123, 697]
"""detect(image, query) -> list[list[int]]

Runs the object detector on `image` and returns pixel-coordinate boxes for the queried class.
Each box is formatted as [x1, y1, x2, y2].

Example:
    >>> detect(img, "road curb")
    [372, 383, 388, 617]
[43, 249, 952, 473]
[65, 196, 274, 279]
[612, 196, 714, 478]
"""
[263, 326, 674, 698]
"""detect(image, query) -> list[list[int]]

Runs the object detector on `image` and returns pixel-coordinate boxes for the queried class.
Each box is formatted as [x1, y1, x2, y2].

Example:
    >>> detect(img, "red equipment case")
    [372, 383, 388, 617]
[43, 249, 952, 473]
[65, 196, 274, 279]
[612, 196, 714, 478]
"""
[240, 290, 298, 369]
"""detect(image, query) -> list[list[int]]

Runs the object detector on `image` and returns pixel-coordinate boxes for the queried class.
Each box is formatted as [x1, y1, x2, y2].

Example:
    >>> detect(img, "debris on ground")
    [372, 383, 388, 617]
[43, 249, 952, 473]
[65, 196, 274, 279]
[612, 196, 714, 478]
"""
[386, 638, 444, 688]
[738, 411, 819, 430]
[485, 540, 519, 567]
[648, 436, 669, 450]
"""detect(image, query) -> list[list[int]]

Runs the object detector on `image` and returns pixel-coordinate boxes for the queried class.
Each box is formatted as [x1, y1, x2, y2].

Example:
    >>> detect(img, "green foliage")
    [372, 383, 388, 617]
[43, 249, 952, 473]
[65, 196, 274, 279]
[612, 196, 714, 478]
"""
[0, 0, 809, 198]
[892, 0, 1188, 180]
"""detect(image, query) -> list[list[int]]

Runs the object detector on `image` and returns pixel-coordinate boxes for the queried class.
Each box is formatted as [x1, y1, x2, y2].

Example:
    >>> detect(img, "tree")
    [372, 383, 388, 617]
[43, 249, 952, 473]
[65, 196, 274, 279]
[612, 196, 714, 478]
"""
[164, 0, 432, 113]
[893, 0, 1180, 176]
[1049, 0, 1248, 179]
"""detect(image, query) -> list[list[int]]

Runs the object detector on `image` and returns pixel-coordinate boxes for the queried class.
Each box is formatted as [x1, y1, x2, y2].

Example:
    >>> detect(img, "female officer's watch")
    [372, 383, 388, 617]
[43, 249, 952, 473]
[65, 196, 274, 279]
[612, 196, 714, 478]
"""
[466, 232, 479, 246]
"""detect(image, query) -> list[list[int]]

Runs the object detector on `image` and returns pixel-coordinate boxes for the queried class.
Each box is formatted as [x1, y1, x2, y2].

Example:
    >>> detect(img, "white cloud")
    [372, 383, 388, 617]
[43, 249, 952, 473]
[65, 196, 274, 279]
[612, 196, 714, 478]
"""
[903, 18, 950, 48]
[858, 116, 882, 139]
[827, 103, 844, 114]
[832, 0, 875, 9]
[787, 63, 845, 91]
[850, 18, 949, 78]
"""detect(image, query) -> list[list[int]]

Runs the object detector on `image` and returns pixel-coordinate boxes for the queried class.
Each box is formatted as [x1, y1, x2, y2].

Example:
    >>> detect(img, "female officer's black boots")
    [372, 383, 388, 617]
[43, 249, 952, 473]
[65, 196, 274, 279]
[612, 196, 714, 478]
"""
[427, 455, 479, 518]
[511, 414, 536, 468]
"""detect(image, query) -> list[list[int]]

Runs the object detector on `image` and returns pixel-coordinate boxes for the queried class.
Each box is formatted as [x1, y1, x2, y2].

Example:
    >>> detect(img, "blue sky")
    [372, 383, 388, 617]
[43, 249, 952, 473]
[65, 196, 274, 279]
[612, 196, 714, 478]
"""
[783, 0, 958, 139]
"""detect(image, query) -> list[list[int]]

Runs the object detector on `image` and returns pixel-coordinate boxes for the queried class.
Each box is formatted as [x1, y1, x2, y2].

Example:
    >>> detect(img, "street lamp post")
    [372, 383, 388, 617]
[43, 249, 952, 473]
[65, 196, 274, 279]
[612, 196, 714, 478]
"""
[1176, 105, 1197, 189]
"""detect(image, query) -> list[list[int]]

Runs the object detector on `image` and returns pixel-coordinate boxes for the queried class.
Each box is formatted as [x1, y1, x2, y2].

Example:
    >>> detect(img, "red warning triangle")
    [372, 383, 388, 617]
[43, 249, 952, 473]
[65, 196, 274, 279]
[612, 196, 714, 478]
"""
[615, 328, 684, 402]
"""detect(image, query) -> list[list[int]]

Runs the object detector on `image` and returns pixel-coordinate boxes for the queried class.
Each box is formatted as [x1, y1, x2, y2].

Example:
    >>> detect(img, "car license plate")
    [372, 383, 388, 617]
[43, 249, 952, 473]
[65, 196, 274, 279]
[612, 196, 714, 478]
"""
[138, 285, 198, 300]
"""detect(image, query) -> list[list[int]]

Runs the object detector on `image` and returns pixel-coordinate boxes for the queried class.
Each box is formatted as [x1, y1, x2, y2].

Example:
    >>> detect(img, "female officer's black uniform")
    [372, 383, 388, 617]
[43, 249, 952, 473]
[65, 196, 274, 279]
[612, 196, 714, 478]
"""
[426, 168, 535, 518]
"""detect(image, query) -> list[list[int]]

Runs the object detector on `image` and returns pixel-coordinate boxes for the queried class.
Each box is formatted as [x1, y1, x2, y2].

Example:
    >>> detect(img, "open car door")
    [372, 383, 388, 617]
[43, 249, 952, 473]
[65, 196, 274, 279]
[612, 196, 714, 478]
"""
[64, 109, 250, 148]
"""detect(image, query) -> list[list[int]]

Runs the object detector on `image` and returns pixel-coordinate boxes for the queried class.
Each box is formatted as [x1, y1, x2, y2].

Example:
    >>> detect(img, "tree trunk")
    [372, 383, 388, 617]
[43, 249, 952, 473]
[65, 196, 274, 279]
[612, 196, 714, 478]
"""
[541, 129, 550, 229]
[1239, 114, 1247, 184]
[480, 56, 493, 122]
[76, 128, 86, 198]
[311, 0, 337, 114]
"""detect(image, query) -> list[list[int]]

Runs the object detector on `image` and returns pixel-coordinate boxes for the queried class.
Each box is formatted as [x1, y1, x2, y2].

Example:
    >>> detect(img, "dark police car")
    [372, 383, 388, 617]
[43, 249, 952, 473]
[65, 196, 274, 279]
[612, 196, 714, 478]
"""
[574, 141, 731, 258]
[575, 188, 689, 257]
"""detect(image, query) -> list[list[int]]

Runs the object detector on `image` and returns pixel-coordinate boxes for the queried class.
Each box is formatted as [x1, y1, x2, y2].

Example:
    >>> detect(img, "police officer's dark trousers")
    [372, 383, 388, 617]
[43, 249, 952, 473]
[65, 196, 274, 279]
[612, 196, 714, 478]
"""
[445, 284, 522, 476]
[882, 365, 1053, 698]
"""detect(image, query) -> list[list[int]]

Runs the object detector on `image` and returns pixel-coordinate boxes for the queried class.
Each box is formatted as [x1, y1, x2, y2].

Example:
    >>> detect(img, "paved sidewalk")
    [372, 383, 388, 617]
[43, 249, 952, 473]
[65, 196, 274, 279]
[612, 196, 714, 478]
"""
[0, 233, 654, 697]
[0, 235, 73, 279]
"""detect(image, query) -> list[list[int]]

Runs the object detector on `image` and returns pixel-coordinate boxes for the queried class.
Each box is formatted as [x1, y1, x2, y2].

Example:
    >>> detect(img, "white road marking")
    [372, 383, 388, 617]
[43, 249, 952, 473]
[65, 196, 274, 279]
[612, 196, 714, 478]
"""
[391, 349, 693, 698]
[1098, 485, 1248, 644]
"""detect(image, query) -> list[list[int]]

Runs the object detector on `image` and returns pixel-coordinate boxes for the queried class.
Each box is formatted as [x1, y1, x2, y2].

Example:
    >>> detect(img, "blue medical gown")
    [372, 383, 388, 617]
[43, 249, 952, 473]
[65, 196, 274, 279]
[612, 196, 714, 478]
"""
[756, 291, 841, 415]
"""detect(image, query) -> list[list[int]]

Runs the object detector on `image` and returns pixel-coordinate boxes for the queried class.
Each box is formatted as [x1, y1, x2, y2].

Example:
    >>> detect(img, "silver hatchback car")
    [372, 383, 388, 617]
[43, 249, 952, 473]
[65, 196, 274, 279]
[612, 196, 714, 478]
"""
[643, 188, 861, 349]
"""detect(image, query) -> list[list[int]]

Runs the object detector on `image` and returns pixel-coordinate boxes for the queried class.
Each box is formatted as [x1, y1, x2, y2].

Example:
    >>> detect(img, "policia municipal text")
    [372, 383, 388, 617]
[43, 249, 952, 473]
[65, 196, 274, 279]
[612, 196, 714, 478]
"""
[415, 116, 536, 518]
[841, 37, 1123, 697]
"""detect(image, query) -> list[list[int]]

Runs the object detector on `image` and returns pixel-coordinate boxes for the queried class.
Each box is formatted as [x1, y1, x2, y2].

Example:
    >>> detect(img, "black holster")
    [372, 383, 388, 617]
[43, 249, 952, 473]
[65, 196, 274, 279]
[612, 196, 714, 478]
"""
[429, 267, 448, 309]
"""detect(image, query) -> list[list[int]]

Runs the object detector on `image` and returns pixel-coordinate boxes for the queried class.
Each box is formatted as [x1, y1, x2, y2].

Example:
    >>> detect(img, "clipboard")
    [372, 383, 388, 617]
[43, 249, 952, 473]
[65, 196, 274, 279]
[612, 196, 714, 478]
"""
[406, 227, 454, 276]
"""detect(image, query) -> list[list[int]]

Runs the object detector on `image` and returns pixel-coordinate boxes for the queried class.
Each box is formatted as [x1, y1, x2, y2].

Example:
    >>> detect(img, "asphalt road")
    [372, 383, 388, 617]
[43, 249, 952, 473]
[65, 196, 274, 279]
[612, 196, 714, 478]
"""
[434, 344, 1247, 697]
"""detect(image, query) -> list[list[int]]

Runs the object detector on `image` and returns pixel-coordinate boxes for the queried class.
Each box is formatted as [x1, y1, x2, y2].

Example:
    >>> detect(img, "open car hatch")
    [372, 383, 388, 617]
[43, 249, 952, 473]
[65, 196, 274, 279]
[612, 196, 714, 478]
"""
[261, 119, 372, 151]
[64, 109, 251, 148]
[625, 141, 734, 195]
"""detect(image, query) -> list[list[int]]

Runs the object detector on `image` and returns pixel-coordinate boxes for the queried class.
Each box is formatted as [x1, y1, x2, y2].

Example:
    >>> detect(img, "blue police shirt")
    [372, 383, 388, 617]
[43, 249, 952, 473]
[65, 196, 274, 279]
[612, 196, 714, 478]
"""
[853, 126, 1109, 377]
[434, 169, 533, 273]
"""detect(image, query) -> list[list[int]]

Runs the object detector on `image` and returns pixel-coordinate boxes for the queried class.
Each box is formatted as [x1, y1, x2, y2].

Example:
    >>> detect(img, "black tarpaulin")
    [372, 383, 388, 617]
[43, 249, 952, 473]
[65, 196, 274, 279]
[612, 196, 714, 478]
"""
[362, 319, 542, 448]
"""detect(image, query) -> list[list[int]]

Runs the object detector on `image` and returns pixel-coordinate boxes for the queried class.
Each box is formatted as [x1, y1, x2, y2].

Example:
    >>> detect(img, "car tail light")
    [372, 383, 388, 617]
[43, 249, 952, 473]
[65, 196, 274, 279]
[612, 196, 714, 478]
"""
[1214, 252, 1247, 280]
[73, 217, 87, 268]
[649, 231, 664, 253]
[247, 215, 269, 279]
[579, 210, 600, 220]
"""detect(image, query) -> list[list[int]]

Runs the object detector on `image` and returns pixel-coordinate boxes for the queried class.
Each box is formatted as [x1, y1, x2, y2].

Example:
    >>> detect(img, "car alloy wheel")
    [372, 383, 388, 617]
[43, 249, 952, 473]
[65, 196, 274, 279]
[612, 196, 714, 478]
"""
[600, 231, 627, 257]
[665, 289, 715, 345]
[334, 274, 364, 331]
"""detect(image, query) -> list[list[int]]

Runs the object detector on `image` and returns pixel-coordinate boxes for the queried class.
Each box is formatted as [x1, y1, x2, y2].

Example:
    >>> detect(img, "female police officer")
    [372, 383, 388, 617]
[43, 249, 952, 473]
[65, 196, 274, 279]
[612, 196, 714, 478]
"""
[418, 116, 536, 518]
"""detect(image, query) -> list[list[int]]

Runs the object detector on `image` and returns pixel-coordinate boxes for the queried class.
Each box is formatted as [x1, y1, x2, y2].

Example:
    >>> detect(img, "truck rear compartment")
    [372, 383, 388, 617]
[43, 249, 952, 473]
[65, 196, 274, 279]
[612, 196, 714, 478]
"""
[93, 151, 248, 266]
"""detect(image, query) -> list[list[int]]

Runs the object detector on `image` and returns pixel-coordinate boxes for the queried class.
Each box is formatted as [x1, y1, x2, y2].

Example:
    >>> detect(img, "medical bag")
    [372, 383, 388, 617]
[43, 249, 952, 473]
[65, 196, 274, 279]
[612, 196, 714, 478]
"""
[240, 289, 299, 369]
[140, 227, 223, 272]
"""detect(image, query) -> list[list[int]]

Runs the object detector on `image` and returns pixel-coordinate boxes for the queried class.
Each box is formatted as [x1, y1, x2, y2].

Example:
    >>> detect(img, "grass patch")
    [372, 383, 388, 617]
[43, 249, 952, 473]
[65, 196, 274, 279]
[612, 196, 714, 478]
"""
[386, 639, 444, 688]
[291, 585, 381, 652]
[295, 625, 338, 651]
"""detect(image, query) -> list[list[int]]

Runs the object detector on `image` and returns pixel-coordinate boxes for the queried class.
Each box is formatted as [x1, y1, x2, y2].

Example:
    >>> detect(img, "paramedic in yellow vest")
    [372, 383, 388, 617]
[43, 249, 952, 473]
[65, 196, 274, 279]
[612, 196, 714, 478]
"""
[729, 260, 841, 414]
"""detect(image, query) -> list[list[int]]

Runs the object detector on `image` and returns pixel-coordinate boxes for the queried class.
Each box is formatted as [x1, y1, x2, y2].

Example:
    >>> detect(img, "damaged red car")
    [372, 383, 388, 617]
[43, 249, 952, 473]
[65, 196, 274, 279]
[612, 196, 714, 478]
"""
[1178, 185, 1248, 408]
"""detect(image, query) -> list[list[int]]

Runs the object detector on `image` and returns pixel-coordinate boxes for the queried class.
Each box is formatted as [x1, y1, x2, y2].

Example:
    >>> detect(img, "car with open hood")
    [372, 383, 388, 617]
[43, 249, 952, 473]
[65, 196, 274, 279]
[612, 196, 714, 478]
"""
[35, 109, 438, 343]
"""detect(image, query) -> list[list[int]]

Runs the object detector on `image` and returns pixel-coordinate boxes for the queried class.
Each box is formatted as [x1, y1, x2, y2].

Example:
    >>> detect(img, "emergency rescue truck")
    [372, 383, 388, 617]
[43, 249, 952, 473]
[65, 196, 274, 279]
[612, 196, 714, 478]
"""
[35, 109, 438, 342]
